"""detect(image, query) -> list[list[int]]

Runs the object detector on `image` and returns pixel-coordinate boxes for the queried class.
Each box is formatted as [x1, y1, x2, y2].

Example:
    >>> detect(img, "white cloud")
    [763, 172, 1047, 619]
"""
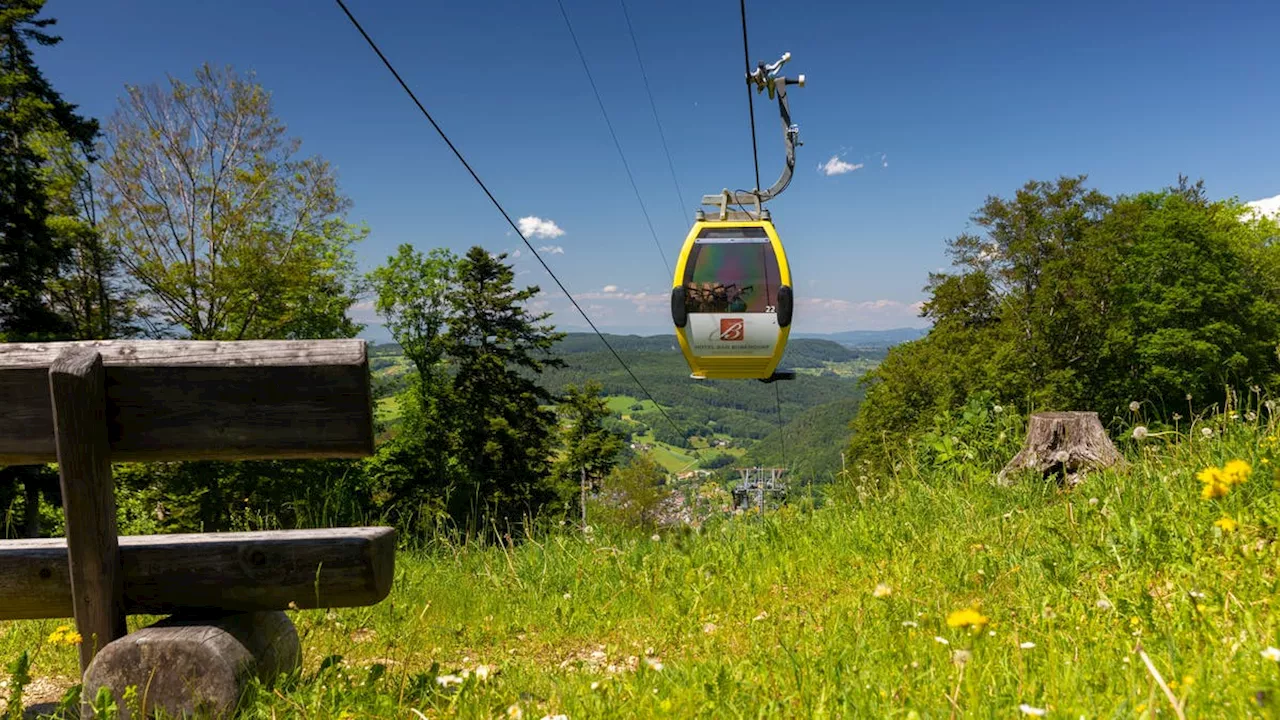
[511, 249, 522, 258]
[538, 245, 565, 255]
[602, 285, 619, 293]
[1245, 194, 1280, 219]
[819, 155, 863, 176]
[880, 153, 889, 168]
[517, 216, 565, 239]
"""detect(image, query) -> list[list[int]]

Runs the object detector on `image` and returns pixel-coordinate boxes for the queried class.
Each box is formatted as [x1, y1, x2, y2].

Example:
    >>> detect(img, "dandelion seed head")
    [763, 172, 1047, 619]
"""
[1201, 427, 1214, 438]
[873, 583, 892, 598]
[1132, 426, 1149, 440]
[1129, 401, 1141, 413]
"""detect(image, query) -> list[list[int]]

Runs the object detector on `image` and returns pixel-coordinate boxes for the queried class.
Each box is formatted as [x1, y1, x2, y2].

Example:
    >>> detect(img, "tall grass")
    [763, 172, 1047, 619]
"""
[3, 401, 1280, 718]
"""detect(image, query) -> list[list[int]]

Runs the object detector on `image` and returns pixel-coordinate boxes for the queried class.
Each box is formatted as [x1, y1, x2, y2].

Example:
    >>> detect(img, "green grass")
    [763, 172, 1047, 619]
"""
[5, 417, 1280, 718]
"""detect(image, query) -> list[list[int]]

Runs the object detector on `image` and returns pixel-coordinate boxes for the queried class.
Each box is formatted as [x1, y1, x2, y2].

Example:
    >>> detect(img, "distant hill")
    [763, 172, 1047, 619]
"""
[741, 396, 861, 482]
[793, 327, 929, 347]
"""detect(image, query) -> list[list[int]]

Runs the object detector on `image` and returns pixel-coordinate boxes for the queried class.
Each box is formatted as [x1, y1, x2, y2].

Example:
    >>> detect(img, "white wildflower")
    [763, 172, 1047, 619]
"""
[1263, 647, 1280, 662]
[1096, 599, 1113, 610]
[436, 673, 464, 687]
[703, 622, 717, 634]
[1246, 411, 1258, 422]
[1189, 590, 1205, 599]
[1129, 401, 1141, 413]
[507, 705, 524, 719]
[540, 715, 569, 720]
[645, 657, 664, 671]
[474, 665, 492, 681]
[753, 611, 769, 622]
[1201, 427, 1213, 438]
[1019, 704, 1047, 717]
[873, 583, 892, 598]
[934, 636, 949, 645]
[563, 592, 572, 600]
[993, 405, 1004, 414]
[1131, 426, 1148, 440]
[902, 621, 918, 628]
[1020, 641, 1036, 649]
[651, 534, 661, 542]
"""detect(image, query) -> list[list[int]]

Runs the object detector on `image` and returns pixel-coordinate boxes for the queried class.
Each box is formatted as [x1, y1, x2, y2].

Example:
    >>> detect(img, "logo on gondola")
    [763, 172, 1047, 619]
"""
[718, 318, 745, 341]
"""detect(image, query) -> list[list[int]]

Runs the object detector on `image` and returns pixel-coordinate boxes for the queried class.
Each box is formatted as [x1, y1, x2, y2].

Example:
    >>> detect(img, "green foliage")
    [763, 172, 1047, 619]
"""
[4, 650, 30, 720]
[852, 176, 1280, 467]
[743, 396, 863, 482]
[0, 0, 98, 342]
[367, 244, 457, 381]
[595, 455, 668, 530]
[442, 247, 565, 529]
[554, 381, 624, 513]
[99, 64, 364, 340]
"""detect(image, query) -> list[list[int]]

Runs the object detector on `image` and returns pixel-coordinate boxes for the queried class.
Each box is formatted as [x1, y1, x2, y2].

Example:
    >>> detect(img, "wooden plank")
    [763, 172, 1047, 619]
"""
[0, 339, 373, 464]
[0, 527, 396, 620]
[49, 348, 127, 672]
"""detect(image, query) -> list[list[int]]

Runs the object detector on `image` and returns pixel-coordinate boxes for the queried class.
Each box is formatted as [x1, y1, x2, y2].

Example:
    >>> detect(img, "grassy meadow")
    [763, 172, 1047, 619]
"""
[4, 406, 1280, 718]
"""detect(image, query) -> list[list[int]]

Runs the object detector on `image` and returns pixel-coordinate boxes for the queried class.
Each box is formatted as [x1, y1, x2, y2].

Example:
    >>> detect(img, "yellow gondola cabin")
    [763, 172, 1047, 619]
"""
[670, 219, 792, 380]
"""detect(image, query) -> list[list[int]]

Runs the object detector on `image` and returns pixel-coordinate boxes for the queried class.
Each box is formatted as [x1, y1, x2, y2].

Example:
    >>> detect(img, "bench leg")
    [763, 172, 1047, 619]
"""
[82, 611, 300, 719]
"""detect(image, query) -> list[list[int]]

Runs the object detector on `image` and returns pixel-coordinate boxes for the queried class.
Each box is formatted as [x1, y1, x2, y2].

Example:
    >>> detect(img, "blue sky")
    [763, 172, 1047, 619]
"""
[35, 0, 1280, 336]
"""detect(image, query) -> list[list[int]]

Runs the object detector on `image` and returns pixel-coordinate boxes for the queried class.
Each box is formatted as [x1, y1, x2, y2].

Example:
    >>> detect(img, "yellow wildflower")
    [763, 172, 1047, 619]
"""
[1198, 467, 1231, 499]
[946, 608, 990, 629]
[65, 631, 82, 645]
[1214, 517, 1238, 532]
[1222, 460, 1251, 485]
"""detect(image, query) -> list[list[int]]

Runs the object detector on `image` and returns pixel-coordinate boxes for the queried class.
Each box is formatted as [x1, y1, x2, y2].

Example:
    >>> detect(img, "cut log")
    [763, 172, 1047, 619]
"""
[997, 411, 1124, 485]
[0, 339, 373, 465]
[0, 527, 395, 620]
[83, 611, 300, 719]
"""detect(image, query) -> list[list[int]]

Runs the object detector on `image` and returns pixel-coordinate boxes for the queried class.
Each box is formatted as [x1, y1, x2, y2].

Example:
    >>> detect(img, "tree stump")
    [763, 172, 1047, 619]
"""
[998, 411, 1124, 485]
[82, 611, 300, 719]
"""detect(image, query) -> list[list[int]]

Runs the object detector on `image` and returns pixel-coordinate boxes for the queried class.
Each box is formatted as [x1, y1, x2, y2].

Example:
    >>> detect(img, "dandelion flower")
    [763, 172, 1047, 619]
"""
[1020, 641, 1036, 649]
[1198, 467, 1231, 500]
[1222, 459, 1251, 485]
[873, 583, 892, 598]
[1262, 647, 1280, 662]
[1132, 426, 1148, 440]
[1018, 704, 1047, 717]
[946, 608, 990, 630]
[1129, 401, 1141, 413]
[1214, 517, 1238, 532]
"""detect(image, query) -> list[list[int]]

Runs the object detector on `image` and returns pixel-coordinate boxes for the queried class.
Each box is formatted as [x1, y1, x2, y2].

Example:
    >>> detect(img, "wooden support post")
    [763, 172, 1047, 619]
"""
[49, 348, 126, 673]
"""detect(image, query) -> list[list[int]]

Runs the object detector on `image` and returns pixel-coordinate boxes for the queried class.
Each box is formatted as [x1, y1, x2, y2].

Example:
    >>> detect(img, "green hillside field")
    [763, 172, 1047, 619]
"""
[8, 407, 1277, 717]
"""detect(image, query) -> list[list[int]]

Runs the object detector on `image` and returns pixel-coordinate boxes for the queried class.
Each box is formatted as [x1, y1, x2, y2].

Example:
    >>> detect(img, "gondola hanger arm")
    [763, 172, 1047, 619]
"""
[700, 52, 805, 220]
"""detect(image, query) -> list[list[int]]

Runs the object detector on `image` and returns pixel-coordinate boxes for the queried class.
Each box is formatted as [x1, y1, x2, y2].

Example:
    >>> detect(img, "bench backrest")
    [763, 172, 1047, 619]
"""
[0, 339, 373, 464]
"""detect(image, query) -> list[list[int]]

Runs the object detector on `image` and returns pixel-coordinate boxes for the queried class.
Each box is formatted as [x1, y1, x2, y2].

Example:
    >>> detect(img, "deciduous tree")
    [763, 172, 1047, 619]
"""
[99, 64, 363, 340]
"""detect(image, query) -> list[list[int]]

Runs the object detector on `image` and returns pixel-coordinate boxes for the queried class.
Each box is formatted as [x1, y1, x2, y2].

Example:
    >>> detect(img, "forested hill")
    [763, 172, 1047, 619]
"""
[536, 335, 867, 443]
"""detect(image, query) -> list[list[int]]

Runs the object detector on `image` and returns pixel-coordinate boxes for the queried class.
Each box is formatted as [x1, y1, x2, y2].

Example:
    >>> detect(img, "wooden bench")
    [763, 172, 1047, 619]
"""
[0, 340, 392, 718]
